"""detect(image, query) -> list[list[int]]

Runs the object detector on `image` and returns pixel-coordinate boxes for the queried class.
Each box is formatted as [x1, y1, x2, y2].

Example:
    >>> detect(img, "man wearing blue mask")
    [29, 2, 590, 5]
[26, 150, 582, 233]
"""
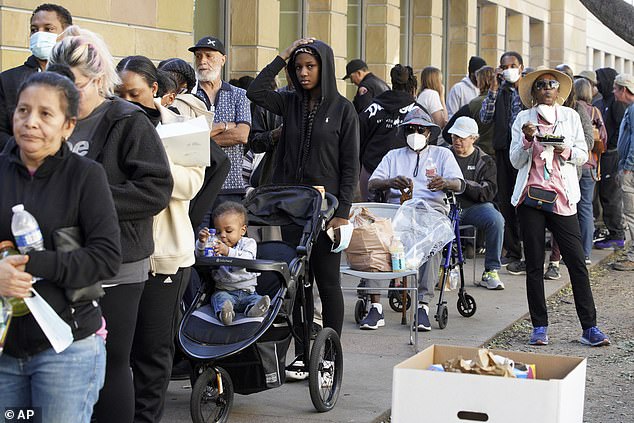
[0, 3, 73, 150]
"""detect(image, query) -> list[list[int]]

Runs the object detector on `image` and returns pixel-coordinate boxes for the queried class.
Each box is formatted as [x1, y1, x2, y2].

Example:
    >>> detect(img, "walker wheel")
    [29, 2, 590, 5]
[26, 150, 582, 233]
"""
[457, 294, 477, 317]
[388, 291, 411, 312]
[354, 299, 366, 324]
[436, 304, 449, 329]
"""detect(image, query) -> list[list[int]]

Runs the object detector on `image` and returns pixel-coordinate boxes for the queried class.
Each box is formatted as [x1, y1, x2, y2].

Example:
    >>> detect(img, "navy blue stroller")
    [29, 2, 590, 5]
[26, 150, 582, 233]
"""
[178, 185, 344, 422]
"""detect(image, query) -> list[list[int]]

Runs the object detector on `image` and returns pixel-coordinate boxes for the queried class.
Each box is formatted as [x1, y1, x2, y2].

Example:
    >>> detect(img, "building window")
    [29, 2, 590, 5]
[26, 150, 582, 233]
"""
[194, 0, 229, 79]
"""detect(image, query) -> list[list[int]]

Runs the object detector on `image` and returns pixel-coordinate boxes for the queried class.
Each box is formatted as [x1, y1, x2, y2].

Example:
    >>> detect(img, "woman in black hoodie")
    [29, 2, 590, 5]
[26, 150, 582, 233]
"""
[247, 39, 359, 342]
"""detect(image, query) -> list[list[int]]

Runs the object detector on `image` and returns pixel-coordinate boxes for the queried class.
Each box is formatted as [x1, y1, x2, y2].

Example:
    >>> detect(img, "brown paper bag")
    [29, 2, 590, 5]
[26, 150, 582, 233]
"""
[345, 208, 394, 272]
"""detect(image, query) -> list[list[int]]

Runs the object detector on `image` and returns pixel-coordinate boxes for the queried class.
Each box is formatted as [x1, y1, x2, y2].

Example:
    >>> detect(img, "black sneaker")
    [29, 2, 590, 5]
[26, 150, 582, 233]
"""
[359, 306, 385, 330]
[507, 260, 526, 275]
[544, 263, 561, 280]
[413, 304, 432, 332]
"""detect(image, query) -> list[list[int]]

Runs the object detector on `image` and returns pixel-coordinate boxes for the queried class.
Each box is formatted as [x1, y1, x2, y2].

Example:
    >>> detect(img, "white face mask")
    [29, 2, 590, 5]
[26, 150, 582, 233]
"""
[29, 31, 58, 60]
[406, 133, 427, 151]
[502, 68, 521, 83]
[536, 104, 557, 124]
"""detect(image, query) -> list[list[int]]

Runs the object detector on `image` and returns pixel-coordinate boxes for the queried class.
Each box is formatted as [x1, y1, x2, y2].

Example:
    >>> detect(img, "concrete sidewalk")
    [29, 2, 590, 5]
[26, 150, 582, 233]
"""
[163, 249, 612, 422]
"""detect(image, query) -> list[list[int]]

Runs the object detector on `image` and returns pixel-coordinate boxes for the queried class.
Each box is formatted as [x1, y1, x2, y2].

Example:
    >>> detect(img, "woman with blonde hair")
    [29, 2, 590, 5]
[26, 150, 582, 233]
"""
[48, 26, 173, 422]
[417, 66, 448, 129]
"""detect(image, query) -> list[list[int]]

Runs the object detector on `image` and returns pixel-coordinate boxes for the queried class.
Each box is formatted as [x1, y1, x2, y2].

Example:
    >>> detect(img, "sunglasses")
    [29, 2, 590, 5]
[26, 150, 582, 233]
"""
[534, 80, 560, 91]
[404, 125, 429, 135]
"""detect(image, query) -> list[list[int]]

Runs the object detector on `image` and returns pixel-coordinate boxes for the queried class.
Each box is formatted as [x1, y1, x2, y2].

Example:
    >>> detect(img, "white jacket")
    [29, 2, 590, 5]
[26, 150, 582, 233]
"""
[150, 99, 205, 274]
[510, 105, 588, 208]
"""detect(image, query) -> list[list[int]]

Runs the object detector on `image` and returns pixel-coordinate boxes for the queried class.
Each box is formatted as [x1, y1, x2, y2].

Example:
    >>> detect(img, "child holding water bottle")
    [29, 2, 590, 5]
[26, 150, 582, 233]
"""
[197, 201, 270, 325]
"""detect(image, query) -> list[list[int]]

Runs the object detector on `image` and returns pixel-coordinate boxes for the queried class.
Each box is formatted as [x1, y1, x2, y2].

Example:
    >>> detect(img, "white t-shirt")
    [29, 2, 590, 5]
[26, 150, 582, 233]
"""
[370, 145, 464, 213]
[416, 89, 444, 115]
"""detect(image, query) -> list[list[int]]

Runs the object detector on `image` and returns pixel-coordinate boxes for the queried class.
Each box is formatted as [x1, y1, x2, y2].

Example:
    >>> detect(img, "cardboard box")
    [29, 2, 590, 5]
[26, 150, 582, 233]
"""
[392, 344, 587, 423]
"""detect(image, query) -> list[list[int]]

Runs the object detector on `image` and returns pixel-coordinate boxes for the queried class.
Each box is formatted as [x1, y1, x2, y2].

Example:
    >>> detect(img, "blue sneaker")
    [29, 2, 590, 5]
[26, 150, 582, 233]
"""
[594, 239, 625, 250]
[580, 326, 610, 346]
[413, 304, 432, 332]
[529, 326, 549, 345]
[359, 306, 385, 330]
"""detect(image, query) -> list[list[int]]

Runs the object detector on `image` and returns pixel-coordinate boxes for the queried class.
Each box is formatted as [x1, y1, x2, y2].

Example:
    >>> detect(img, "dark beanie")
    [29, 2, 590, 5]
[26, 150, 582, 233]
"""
[468, 56, 487, 75]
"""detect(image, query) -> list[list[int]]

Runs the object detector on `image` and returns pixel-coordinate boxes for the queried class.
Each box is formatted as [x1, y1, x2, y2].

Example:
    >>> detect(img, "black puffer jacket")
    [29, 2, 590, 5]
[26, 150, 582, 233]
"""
[247, 41, 360, 219]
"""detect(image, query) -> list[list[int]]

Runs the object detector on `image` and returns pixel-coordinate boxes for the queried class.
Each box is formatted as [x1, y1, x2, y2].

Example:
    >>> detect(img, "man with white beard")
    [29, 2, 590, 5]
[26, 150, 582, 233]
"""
[189, 36, 251, 218]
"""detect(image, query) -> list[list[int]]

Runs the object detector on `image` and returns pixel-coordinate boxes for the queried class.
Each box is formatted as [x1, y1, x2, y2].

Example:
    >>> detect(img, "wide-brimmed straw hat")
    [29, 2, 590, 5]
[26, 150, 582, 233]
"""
[518, 67, 572, 108]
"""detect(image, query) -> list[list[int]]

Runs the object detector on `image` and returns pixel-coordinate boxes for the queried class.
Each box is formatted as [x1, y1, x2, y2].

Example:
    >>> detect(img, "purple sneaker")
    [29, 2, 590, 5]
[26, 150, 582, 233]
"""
[580, 326, 610, 347]
[594, 239, 625, 250]
[529, 326, 549, 345]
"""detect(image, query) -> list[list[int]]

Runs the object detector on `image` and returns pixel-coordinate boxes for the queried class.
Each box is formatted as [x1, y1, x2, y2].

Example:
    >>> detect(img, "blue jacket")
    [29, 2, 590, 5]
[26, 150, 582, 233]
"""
[617, 103, 634, 171]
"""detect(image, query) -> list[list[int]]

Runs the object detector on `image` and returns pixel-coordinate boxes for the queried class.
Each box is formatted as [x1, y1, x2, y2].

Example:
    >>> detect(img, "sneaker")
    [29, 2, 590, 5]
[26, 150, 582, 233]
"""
[480, 270, 505, 290]
[500, 256, 518, 267]
[507, 260, 527, 275]
[413, 304, 432, 332]
[593, 228, 609, 242]
[529, 326, 549, 345]
[585, 257, 592, 265]
[613, 260, 634, 271]
[594, 238, 625, 250]
[359, 306, 385, 330]
[580, 326, 610, 346]
[544, 263, 561, 280]
[220, 300, 234, 325]
[246, 295, 270, 317]
[285, 356, 309, 381]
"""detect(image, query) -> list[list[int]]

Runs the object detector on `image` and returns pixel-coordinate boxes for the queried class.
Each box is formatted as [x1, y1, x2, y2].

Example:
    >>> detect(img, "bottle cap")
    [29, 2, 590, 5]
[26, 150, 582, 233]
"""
[0, 240, 16, 250]
[12, 204, 24, 213]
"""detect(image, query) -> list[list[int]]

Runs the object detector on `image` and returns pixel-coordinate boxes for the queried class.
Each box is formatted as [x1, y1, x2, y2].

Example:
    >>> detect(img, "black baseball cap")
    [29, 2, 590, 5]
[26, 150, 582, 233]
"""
[343, 59, 367, 80]
[188, 36, 226, 55]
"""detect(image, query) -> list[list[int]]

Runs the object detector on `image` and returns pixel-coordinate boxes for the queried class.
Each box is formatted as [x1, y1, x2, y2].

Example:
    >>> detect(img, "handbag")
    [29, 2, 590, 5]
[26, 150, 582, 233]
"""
[591, 107, 606, 154]
[523, 187, 558, 213]
[52, 226, 105, 304]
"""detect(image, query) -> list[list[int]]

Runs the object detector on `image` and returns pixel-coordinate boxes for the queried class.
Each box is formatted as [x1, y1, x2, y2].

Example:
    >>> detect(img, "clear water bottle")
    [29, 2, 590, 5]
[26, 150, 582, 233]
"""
[390, 236, 405, 272]
[204, 229, 219, 257]
[425, 157, 437, 178]
[449, 268, 459, 290]
[11, 205, 45, 254]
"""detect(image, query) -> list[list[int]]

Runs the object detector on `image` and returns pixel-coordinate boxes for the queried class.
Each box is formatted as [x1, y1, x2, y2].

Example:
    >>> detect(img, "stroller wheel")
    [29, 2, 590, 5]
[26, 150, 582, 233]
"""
[436, 304, 448, 329]
[457, 293, 477, 317]
[354, 299, 366, 324]
[309, 328, 343, 412]
[190, 366, 234, 423]
[388, 291, 411, 312]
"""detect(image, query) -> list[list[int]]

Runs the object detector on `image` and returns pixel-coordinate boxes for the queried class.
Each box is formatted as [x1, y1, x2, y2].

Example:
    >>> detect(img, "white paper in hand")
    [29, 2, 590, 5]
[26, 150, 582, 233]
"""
[155, 115, 211, 167]
[24, 287, 73, 353]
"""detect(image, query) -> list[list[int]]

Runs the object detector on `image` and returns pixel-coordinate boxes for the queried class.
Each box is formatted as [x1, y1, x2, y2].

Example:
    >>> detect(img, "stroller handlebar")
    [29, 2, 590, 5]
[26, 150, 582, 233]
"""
[322, 192, 339, 221]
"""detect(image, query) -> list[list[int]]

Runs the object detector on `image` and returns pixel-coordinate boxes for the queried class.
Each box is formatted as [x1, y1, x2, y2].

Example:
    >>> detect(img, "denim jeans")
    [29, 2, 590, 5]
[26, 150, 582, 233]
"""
[211, 289, 263, 316]
[578, 168, 596, 258]
[460, 202, 504, 271]
[0, 334, 106, 423]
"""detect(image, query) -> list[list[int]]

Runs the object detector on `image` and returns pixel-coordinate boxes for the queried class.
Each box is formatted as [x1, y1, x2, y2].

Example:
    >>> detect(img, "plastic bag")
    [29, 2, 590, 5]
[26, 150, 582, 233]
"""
[391, 198, 455, 269]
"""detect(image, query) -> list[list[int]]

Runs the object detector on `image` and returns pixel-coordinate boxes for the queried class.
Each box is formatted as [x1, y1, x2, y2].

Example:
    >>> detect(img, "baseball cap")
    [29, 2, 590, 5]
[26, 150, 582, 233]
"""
[188, 36, 226, 55]
[343, 59, 367, 80]
[574, 70, 597, 85]
[448, 116, 479, 139]
[614, 73, 634, 93]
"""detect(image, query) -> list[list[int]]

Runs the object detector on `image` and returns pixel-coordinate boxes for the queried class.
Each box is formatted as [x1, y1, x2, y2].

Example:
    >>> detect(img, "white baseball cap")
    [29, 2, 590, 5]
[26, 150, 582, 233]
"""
[448, 116, 479, 139]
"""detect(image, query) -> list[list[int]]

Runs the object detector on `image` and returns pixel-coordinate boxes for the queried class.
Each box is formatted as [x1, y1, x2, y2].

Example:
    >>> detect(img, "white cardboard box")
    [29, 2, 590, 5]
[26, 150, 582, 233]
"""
[392, 344, 587, 423]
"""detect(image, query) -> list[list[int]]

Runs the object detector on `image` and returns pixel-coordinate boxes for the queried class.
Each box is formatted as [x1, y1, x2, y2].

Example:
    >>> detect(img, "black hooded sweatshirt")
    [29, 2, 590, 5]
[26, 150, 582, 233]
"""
[359, 90, 419, 173]
[594, 68, 627, 151]
[247, 41, 360, 219]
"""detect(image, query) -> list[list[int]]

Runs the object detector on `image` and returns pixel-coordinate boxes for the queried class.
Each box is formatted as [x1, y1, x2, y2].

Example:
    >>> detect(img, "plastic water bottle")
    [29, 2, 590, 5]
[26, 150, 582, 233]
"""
[449, 268, 459, 290]
[204, 229, 219, 257]
[11, 205, 44, 254]
[390, 236, 405, 272]
[425, 157, 437, 178]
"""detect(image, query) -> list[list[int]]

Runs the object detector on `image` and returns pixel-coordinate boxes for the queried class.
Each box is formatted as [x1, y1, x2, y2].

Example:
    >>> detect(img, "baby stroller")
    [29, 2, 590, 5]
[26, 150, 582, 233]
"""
[178, 185, 344, 423]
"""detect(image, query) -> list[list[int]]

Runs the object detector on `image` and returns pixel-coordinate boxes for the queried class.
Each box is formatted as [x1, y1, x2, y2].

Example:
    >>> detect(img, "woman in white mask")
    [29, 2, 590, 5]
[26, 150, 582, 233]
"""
[368, 107, 464, 332]
[509, 69, 610, 347]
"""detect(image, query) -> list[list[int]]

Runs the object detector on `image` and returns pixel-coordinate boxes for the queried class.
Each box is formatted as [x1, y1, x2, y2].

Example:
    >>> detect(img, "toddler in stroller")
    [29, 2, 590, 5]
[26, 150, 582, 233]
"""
[196, 201, 270, 325]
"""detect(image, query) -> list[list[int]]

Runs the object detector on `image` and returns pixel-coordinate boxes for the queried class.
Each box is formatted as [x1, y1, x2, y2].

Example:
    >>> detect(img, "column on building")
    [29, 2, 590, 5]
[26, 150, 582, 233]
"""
[506, 13, 530, 66]
[549, 0, 587, 72]
[529, 19, 547, 68]
[411, 0, 443, 71]
[446, 0, 477, 89]
[479, 3, 505, 67]
[593, 49, 604, 70]
[364, 0, 401, 83]
[230, 0, 280, 79]
[615, 56, 624, 74]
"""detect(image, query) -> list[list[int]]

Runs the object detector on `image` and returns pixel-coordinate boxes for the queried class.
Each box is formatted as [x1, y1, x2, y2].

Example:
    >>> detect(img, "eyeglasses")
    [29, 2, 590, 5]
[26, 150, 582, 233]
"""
[404, 125, 429, 135]
[534, 80, 560, 91]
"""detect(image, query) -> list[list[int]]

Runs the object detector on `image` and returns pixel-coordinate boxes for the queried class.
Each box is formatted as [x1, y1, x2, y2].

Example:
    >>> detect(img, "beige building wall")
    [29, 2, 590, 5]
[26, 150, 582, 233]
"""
[0, 0, 194, 71]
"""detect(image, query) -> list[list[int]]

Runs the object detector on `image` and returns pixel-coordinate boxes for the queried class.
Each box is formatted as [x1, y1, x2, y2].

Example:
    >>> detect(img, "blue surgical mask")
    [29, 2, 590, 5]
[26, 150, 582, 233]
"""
[29, 31, 58, 60]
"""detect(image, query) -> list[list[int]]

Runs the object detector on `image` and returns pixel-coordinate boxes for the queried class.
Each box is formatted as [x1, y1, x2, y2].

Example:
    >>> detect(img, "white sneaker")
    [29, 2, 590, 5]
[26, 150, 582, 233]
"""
[481, 270, 505, 290]
[285, 358, 309, 381]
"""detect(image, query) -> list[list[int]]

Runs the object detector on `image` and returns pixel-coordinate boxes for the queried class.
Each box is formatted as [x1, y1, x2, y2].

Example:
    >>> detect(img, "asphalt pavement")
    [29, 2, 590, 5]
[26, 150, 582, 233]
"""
[162, 248, 613, 422]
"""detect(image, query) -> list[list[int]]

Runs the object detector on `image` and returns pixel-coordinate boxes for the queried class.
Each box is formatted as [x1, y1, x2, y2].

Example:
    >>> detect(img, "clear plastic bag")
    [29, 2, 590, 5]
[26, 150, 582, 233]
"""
[391, 198, 455, 269]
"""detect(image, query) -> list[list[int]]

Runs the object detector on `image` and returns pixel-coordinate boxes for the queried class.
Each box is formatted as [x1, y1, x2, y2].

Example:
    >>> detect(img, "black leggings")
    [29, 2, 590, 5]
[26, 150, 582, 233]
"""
[92, 282, 145, 423]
